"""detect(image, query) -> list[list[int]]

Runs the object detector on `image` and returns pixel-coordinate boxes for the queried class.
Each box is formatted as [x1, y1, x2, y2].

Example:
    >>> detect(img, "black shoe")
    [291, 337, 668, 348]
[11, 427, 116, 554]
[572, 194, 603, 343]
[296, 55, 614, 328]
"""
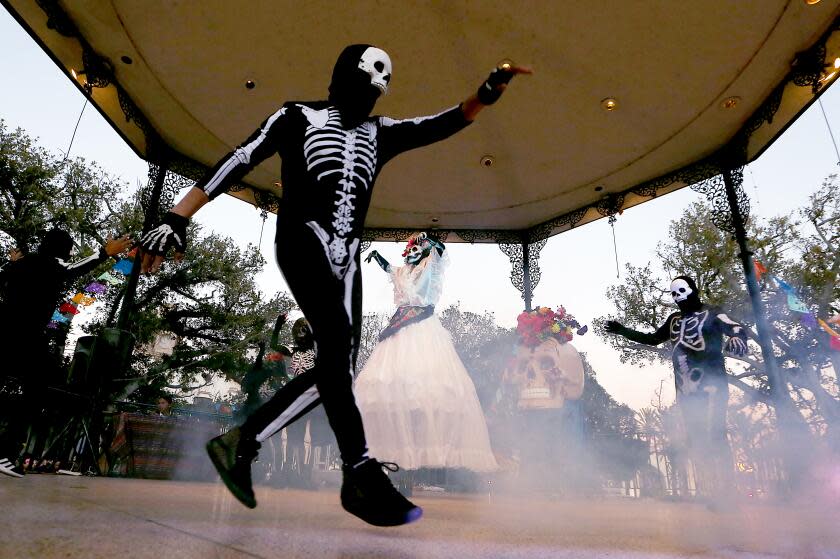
[0, 457, 24, 478]
[341, 459, 423, 527]
[206, 428, 260, 508]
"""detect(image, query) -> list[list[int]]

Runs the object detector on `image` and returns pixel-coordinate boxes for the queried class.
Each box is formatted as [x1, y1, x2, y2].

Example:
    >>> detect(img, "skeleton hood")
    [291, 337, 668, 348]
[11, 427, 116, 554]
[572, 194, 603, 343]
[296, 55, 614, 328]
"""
[670, 275, 702, 313]
[328, 44, 391, 129]
[292, 317, 314, 351]
[39, 229, 73, 260]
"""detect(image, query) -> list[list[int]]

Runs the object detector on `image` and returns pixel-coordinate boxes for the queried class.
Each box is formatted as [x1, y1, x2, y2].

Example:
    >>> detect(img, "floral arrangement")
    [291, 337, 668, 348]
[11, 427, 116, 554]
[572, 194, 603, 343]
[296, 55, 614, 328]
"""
[515, 305, 587, 347]
[401, 236, 420, 257]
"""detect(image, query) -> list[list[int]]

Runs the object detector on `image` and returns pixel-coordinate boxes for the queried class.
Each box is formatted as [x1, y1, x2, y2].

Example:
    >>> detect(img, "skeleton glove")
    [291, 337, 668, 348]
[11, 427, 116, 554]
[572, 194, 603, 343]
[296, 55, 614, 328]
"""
[140, 212, 188, 257]
[604, 320, 628, 336]
[725, 336, 748, 357]
[477, 66, 514, 105]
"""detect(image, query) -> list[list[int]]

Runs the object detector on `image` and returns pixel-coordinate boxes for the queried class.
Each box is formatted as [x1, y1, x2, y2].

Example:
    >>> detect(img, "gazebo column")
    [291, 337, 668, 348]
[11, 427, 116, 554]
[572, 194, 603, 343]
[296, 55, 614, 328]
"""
[522, 241, 533, 311]
[500, 238, 548, 312]
[695, 161, 810, 489]
[719, 168, 786, 401]
[117, 155, 170, 332]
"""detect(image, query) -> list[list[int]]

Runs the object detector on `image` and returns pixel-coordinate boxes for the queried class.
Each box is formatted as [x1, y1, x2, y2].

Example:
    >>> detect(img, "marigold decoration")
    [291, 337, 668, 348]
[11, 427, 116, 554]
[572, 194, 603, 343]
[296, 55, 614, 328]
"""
[401, 236, 419, 257]
[515, 305, 588, 348]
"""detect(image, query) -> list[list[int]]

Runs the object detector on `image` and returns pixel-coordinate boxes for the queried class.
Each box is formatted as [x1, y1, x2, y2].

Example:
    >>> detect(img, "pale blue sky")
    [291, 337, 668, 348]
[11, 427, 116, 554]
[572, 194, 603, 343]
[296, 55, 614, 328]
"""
[1, 7, 838, 410]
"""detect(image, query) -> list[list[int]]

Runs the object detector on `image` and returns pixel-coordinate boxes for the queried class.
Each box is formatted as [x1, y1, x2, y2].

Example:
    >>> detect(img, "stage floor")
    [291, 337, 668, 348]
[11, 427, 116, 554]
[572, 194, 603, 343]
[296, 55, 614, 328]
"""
[1, 476, 838, 559]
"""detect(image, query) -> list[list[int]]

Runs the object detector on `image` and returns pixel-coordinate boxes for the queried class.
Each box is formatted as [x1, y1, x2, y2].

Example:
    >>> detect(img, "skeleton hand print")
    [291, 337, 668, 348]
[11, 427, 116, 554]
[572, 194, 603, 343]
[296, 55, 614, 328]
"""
[725, 336, 748, 357]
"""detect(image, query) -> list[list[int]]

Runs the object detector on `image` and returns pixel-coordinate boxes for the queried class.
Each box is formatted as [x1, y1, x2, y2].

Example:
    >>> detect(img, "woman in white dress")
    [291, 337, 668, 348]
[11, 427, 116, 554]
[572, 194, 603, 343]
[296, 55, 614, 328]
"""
[355, 233, 498, 472]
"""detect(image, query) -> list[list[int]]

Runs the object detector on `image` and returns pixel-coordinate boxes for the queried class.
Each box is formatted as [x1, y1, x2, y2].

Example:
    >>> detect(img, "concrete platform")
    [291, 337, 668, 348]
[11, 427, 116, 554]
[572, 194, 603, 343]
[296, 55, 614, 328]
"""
[1, 475, 839, 558]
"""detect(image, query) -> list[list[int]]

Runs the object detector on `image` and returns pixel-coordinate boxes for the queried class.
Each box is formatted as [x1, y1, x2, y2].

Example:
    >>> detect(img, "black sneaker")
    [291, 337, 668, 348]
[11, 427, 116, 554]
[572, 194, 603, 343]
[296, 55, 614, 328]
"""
[341, 459, 423, 527]
[0, 457, 24, 478]
[206, 428, 260, 508]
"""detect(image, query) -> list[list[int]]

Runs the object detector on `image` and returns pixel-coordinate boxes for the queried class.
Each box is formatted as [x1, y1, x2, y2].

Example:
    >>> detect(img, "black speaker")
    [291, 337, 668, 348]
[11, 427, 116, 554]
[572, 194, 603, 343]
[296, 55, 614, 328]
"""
[68, 328, 134, 398]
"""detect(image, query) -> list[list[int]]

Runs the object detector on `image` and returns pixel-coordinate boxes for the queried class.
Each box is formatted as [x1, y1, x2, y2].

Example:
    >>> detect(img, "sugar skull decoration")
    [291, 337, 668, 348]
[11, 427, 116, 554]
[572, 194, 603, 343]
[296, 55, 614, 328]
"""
[504, 306, 588, 409]
[402, 232, 434, 265]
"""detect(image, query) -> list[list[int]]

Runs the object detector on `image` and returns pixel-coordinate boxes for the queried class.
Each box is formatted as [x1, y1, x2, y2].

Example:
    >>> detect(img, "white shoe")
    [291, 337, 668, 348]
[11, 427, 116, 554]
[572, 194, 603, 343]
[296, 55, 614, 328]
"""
[0, 458, 24, 478]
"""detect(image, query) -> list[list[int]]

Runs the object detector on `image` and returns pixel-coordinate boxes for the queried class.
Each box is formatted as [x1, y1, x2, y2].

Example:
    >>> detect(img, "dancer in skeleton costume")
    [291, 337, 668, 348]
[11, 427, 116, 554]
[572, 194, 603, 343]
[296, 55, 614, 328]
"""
[605, 276, 748, 500]
[139, 44, 530, 526]
[357, 234, 498, 474]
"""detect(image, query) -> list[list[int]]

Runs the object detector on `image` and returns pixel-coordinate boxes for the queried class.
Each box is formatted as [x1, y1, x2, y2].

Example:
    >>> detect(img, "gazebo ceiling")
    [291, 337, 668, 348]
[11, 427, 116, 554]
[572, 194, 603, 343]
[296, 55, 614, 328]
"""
[4, 1, 840, 242]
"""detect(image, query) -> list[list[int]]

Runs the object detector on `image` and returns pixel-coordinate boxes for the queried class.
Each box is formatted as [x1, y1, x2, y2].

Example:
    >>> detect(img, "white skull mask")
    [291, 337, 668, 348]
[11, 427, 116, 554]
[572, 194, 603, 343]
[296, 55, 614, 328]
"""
[358, 47, 392, 95]
[670, 278, 693, 303]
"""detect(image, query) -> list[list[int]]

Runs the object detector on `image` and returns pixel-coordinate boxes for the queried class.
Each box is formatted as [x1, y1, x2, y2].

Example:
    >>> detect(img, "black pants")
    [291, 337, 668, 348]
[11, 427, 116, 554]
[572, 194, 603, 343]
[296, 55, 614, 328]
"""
[677, 373, 733, 498]
[240, 223, 367, 465]
[0, 326, 58, 459]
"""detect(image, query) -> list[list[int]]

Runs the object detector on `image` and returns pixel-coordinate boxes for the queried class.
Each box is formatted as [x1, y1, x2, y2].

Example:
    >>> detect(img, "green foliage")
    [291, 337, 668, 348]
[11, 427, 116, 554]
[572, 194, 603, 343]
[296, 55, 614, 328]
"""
[0, 120, 297, 403]
[0, 119, 128, 253]
[598, 179, 840, 444]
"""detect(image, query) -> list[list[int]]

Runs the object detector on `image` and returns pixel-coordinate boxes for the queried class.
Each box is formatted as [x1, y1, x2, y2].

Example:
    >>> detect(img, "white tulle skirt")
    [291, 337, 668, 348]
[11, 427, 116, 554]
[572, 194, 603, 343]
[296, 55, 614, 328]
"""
[354, 315, 498, 472]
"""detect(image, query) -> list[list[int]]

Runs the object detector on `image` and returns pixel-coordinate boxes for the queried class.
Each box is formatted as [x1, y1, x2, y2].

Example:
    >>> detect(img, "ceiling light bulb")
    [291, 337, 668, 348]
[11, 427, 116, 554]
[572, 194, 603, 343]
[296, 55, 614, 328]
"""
[721, 96, 741, 109]
[834, 57, 840, 69]
[601, 98, 618, 111]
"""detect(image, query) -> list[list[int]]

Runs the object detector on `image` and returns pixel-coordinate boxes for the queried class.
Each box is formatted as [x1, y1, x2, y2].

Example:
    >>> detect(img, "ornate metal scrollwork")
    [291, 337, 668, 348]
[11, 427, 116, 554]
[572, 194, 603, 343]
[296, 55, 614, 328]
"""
[36, 0, 77, 37]
[791, 41, 829, 95]
[252, 189, 281, 213]
[80, 49, 113, 92]
[359, 229, 451, 255]
[141, 163, 196, 224]
[595, 193, 625, 218]
[499, 238, 547, 302]
[690, 167, 749, 234]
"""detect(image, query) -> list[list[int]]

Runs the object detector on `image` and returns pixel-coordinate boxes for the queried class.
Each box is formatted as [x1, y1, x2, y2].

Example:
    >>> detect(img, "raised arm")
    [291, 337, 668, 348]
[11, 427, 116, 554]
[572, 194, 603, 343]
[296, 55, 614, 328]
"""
[378, 63, 531, 162]
[461, 63, 533, 121]
[364, 249, 392, 273]
[604, 315, 673, 347]
[140, 105, 292, 274]
[426, 236, 445, 257]
[62, 235, 132, 281]
[269, 313, 288, 351]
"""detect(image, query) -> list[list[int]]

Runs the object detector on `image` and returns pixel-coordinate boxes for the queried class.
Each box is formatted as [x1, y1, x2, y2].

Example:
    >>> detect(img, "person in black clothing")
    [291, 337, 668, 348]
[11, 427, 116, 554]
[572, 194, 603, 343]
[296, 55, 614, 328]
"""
[139, 44, 530, 526]
[604, 276, 749, 501]
[0, 229, 131, 478]
[239, 313, 290, 419]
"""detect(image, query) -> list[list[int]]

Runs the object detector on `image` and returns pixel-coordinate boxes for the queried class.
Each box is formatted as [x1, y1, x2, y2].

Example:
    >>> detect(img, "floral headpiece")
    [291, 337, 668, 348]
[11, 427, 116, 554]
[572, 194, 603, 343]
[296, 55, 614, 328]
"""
[515, 305, 588, 348]
[402, 236, 421, 257]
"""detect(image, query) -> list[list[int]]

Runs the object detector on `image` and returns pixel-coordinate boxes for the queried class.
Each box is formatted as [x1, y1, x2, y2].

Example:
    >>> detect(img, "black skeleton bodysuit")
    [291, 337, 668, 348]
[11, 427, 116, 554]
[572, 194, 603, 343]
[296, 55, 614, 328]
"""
[609, 275, 748, 456]
[621, 305, 747, 396]
[197, 100, 470, 465]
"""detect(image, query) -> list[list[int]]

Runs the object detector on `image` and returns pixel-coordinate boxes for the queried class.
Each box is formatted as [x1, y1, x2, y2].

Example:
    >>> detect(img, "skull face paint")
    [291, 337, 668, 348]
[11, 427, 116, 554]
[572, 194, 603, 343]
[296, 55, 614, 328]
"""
[358, 47, 392, 95]
[405, 244, 425, 264]
[402, 233, 432, 265]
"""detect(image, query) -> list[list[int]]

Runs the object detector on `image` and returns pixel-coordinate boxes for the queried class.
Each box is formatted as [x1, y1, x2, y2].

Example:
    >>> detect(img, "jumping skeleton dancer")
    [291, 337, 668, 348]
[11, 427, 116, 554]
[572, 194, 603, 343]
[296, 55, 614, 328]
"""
[140, 44, 530, 526]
